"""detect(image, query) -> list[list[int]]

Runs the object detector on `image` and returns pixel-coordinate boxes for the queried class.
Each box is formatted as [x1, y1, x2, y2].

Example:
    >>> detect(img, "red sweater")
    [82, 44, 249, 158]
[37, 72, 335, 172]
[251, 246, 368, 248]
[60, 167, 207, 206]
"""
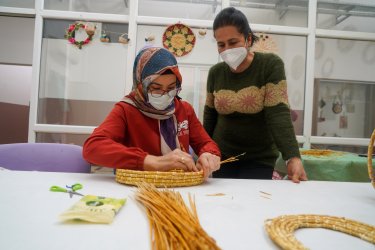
[83, 99, 221, 170]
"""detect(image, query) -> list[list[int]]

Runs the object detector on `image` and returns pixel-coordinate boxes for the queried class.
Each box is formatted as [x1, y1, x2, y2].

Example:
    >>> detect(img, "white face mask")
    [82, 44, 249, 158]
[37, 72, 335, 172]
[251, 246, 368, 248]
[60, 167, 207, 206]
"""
[147, 89, 177, 110]
[220, 46, 248, 70]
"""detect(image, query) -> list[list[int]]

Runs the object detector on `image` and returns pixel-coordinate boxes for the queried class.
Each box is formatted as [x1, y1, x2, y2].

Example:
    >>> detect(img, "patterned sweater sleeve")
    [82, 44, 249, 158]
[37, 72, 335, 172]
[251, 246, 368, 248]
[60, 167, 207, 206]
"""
[263, 54, 301, 160]
[203, 66, 218, 137]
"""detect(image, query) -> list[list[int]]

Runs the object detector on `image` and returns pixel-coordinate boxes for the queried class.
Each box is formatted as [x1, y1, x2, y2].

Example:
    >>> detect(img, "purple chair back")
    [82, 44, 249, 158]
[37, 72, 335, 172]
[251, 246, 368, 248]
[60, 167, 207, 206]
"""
[0, 143, 91, 173]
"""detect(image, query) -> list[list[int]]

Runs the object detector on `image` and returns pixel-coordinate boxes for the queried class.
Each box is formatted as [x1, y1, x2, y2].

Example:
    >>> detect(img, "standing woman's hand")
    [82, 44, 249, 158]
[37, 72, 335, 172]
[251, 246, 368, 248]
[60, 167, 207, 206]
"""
[143, 149, 197, 172]
[196, 152, 221, 179]
[286, 157, 308, 183]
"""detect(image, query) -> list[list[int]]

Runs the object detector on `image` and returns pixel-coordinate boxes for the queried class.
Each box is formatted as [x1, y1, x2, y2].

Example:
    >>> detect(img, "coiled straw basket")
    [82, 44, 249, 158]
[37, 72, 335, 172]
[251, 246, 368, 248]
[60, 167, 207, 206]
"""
[369, 128, 375, 189]
[116, 169, 204, 187]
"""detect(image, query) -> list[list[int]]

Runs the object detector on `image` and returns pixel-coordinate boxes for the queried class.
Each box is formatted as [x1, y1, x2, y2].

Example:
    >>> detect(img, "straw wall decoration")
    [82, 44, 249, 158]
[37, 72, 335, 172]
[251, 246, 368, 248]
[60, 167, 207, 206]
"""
[134, 183, 220, 250]
[368, 128, 375, 189]
[265, 214, 375, 250]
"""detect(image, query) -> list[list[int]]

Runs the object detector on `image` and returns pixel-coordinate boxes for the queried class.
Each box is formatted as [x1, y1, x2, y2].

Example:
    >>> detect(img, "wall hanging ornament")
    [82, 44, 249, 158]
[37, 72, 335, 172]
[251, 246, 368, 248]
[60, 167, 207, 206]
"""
[198, 28, 207, 36]
[250, 33, 278, 54]
[118, 33, 130, 44]
[332, 94, 343, 114]
[100, 30, 110, 43]
[84, 22, 96, 36]
[163, 23, 196, 57]
[145, 35, 155, 42]
[65, 22, 95, 49]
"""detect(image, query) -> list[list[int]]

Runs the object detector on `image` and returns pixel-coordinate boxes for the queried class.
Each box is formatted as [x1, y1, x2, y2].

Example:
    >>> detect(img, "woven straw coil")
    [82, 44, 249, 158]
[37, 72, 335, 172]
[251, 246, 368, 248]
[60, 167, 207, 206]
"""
[265, 214, 375, 250]
[368, 129, 375, 189]
[116, 169, 204, 187]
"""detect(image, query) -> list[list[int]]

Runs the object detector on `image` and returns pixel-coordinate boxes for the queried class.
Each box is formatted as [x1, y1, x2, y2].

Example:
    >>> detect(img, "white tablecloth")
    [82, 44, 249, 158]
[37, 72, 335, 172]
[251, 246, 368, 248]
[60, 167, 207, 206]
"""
[0, 170, 374, 250]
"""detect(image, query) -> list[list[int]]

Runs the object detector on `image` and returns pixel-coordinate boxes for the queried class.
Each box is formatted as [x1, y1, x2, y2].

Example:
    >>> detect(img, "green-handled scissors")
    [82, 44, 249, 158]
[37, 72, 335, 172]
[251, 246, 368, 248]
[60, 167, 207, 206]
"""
[50, 183, 84, 198]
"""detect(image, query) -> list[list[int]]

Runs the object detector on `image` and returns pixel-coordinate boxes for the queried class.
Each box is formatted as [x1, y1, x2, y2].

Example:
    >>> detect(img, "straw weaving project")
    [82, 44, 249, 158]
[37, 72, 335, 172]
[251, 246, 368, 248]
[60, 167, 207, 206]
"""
[300, 149, 344, 157]
[265, 214, 375, 250]
[116, 169, 204, 187]
[116, 153, 244, 187]
[134, 183, 221, 250]
[368, 128, 375, 188]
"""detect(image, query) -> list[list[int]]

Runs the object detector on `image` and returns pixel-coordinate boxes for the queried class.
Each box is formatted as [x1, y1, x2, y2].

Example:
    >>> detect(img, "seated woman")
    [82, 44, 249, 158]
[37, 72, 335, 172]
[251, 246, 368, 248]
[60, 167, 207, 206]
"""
[83, 47, 221, 179]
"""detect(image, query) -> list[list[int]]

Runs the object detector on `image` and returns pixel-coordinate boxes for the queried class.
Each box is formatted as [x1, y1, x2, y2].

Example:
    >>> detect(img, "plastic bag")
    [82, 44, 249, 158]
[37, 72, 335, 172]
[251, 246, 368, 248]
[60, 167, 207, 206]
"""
[59, 195, 126, 224]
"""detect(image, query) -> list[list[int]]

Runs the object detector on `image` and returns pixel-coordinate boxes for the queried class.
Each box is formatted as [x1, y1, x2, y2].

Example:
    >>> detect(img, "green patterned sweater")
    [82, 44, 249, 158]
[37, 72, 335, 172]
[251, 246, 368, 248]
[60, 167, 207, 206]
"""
[203, 52, 300, 167]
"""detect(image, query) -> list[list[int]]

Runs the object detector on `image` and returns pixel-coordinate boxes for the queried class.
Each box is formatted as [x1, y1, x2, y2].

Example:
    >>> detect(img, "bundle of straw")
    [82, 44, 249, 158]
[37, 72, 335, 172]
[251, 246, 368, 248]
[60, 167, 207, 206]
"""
[265, 214, 375, 250]
[368, 128, 375, 189]
[134, 183, 221, 250]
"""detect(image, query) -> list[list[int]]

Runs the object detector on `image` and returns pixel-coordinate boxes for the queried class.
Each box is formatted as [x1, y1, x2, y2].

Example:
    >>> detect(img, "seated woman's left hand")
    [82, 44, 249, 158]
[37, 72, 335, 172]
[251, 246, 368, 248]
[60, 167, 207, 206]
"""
[196, 152, 221, 179]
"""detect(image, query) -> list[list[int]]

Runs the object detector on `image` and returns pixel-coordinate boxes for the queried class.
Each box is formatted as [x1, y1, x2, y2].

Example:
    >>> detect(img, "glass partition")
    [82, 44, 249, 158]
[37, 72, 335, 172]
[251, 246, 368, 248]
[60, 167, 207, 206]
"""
[0, 0, 34, 8]
[230, 0, 308, 27]
[312, 79, 375, 139]
[317, 0, 375, 33]
[138, 0, 222, 20]
[44, 0, 129, 15]
[38, 19, 129, 126]
[36, 132, 89, 145]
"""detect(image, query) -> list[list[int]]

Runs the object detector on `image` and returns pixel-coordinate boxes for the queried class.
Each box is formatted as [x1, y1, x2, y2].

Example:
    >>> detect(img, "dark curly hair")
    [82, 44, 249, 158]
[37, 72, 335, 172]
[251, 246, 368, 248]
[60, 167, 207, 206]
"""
[213, 7, 258, 46]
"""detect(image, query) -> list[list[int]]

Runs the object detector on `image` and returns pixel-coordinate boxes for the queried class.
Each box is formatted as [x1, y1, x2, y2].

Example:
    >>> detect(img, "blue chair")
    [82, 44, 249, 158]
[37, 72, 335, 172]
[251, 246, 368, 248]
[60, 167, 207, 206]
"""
[0, 143, 91, 173]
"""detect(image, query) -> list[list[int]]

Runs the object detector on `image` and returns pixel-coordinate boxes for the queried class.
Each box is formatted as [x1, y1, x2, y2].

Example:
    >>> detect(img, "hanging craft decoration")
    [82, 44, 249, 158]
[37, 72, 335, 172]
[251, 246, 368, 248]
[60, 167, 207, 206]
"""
[65, 22, 95, 49]
[198, 28, 207, 36]
[332, 94, 343, 114]
[163, 23, 196, 57]
[145, 35, 155, 42]
[118, 33, 130, 44]
[100, 31, 110, 43]
[250, 33, 278, 54]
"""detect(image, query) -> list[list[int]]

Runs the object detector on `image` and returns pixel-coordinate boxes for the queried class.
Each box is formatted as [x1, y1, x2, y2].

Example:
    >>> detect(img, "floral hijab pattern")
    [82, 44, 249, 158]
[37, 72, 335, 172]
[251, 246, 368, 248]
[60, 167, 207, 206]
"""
[122, 47, 183, 152]
[123, 47, 182, 119]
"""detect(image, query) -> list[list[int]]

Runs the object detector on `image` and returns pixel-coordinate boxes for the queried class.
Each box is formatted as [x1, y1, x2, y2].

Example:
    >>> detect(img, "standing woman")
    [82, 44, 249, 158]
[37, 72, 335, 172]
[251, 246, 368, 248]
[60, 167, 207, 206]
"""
[83, 47, 221, 179]
[203, 7, 307, 182]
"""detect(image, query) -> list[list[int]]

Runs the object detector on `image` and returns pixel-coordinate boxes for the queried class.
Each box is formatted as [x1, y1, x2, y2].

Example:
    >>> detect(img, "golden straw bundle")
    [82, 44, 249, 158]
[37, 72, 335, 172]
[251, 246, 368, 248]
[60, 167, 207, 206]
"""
[265, 214, 375, 250]
[134, 183, 221, 250]
[368, 128, 375, 189]
[116, 153, 245, 188]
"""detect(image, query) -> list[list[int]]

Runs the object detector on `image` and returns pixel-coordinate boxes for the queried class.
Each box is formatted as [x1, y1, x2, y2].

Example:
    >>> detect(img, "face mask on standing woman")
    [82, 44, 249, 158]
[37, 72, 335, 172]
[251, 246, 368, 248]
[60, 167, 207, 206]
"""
[219, 42, 248, 70]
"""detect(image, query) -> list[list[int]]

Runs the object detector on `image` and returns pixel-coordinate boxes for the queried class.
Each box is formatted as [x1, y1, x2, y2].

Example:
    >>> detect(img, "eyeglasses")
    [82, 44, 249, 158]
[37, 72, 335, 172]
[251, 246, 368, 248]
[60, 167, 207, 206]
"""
[148, 88, 181, 98]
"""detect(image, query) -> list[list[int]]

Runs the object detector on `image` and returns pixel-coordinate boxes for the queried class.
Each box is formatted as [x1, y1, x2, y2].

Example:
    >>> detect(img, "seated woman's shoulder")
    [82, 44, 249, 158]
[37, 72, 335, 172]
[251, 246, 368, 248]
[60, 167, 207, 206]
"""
[175, 99, 195, 113]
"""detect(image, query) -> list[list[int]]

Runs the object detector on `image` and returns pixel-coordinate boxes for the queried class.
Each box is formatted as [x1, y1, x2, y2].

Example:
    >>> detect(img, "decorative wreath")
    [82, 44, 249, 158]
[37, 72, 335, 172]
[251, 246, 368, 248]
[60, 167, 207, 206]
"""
[163, 23, 196, 57]
[65, 22, 94, 49]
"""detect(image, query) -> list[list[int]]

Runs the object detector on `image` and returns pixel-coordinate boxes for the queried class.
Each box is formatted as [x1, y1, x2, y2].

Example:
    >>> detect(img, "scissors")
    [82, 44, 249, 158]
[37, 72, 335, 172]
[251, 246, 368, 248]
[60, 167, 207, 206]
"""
[50, 183, 84, 198]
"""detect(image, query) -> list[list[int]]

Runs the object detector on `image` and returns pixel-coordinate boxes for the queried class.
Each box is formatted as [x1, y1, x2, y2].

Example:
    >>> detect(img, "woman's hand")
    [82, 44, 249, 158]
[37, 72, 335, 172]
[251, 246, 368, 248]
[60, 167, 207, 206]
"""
[196, 152, 221, 179]
[143, 149, 197, 172]
[286, 157, 308, 183]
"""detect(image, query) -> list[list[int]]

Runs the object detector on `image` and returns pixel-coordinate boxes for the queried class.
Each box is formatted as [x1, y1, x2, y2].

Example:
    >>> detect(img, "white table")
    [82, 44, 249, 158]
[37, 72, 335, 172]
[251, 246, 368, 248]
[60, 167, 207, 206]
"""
[0, 170, 374, 250]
